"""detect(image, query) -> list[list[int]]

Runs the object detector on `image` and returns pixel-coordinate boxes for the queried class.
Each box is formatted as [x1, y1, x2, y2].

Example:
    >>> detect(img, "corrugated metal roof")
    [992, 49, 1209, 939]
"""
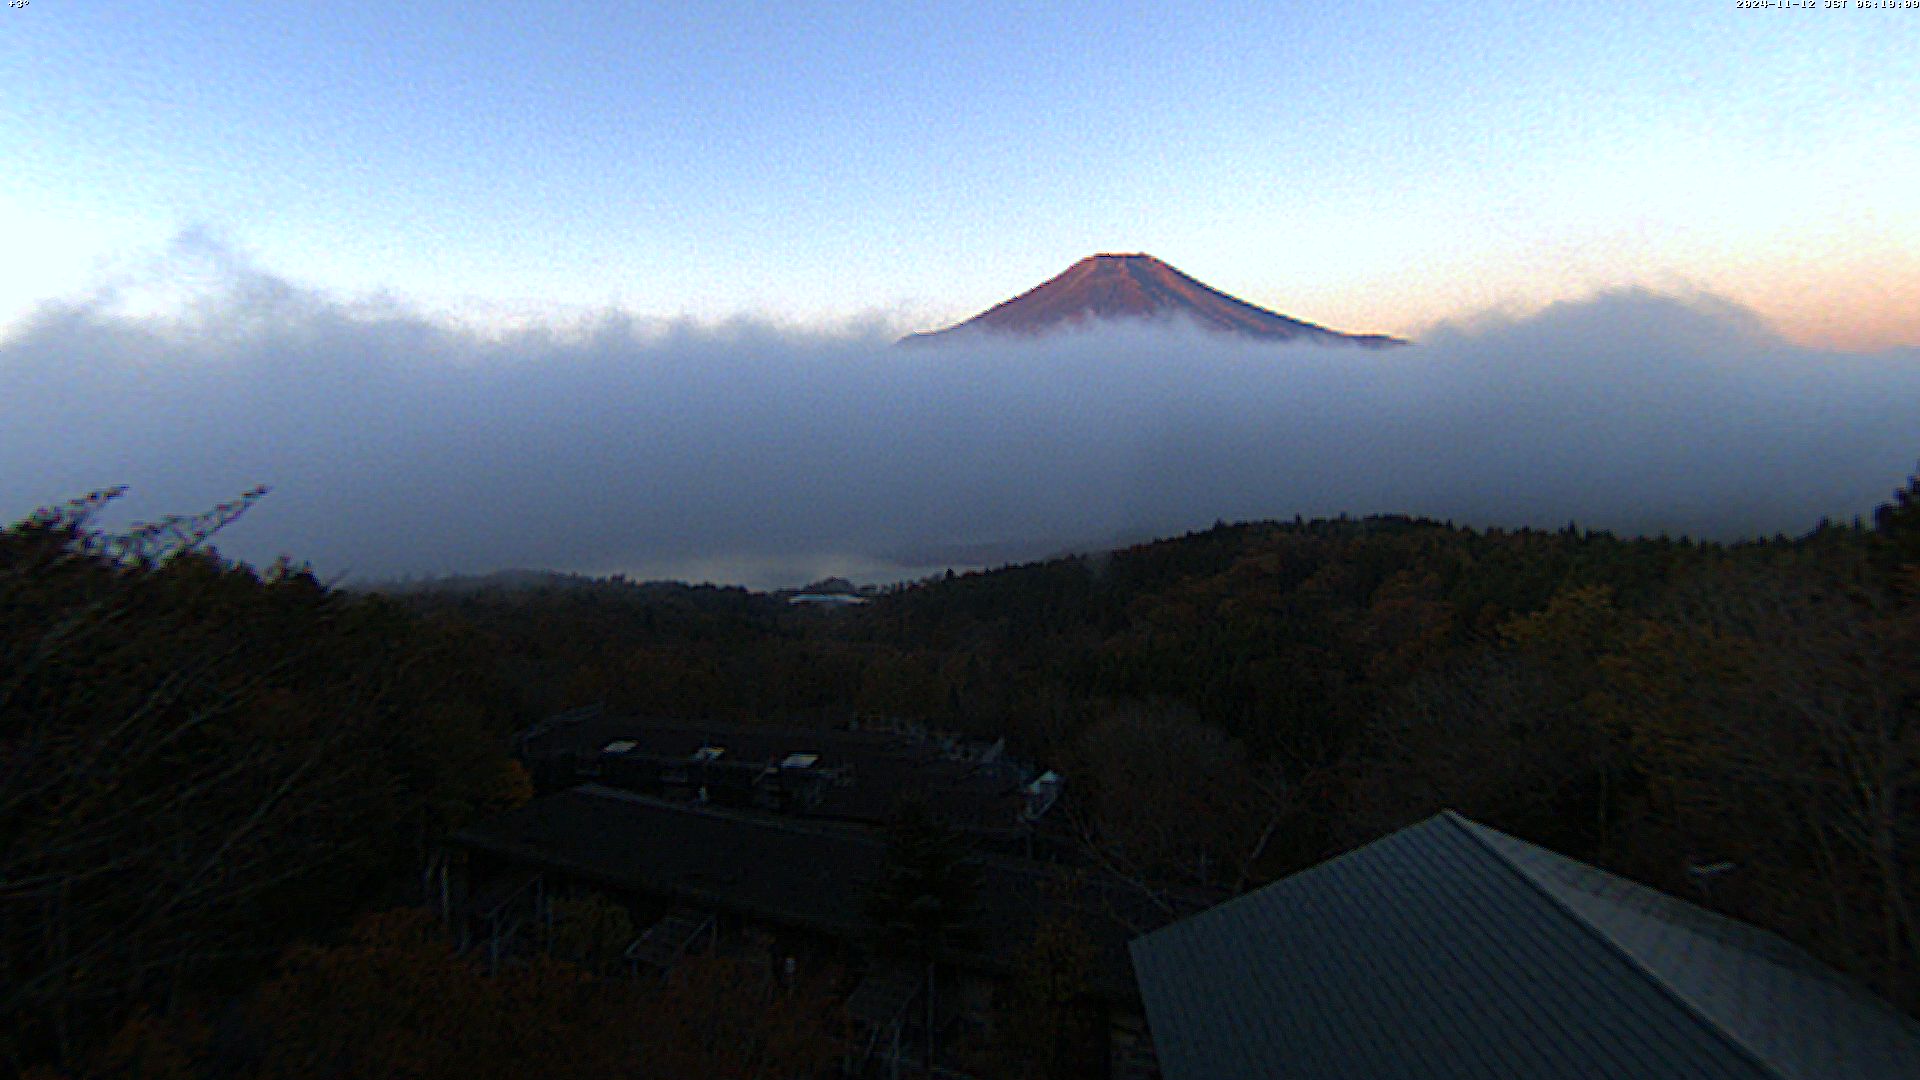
[1458, 817, 1920, 1080]
[1130, 811, 1920, 1080]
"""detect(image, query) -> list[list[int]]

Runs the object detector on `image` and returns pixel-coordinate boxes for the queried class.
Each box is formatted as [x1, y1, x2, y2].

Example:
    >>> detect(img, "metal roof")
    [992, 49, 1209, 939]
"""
[519, 717, 1034, 833]
[1129, 811, 1920, 1080]
[451, 784, 1176, 1001]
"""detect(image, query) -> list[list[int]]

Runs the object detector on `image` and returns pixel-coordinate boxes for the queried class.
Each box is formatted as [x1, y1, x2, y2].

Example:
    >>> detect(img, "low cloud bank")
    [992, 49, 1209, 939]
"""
[4, 242, 1917, 587]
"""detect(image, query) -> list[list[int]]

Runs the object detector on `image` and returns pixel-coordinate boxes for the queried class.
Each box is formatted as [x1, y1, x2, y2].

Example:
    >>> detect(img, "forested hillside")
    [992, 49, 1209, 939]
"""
[400, 487, 1920, 1014]
[0, 491, 536, 1074]
[5, 471, 1916, 1075]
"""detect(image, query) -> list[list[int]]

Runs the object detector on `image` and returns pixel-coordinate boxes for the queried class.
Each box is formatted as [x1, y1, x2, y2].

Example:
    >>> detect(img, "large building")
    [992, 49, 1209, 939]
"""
[446, 784, 1167, 1078]
[443, 710, 1168, 1078]
[516, 708, 1059, 846]
[1130, 811, 1920, 1080]
[461, 713, 1920, 1078]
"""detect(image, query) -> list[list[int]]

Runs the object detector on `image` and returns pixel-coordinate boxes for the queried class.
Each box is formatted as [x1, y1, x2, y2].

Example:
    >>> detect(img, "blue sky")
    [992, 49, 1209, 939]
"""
[5, 1, 1919, 344]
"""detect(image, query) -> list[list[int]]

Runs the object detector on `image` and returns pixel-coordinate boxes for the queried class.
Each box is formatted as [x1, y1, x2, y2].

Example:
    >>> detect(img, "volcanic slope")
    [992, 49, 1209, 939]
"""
[901, 253, 1406, 346]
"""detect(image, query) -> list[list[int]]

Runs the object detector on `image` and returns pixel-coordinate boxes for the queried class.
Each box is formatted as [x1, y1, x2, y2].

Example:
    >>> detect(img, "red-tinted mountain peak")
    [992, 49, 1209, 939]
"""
[901, 254, 1405, 347]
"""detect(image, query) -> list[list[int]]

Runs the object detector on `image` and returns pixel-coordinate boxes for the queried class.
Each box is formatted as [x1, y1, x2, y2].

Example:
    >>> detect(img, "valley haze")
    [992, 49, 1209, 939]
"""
[3, 240, 1917, 589]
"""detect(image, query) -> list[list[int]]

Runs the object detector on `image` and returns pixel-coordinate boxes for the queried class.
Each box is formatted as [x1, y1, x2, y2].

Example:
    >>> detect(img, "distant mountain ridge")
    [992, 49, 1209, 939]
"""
[901, 253, 1406, 346]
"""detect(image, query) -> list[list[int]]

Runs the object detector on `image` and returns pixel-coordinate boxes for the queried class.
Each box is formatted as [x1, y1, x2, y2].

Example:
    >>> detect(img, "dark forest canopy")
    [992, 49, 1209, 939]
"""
[0, 491, 534, 1074]
[4, 473, 1917, 1075]
[382, 488, 1920, 1015]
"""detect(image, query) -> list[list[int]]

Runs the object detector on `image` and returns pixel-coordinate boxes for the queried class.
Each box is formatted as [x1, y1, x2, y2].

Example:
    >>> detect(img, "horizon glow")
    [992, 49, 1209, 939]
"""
[5, 248, 1917, 590]
[4, 2, 1918, 348]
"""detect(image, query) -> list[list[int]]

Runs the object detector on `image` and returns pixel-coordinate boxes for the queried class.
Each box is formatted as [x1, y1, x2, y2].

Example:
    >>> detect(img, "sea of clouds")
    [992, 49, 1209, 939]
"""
[4, 234, 1917, 588]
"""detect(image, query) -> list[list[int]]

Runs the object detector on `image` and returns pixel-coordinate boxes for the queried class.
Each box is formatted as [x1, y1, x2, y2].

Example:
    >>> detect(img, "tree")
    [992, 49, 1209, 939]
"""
[1347, 645, 1616, 861]
[1, 492, 530, 1073]
[863, 797, 979, 1073]
[989, 883, 1104, 1080]
[1599, 554, 1920, 1010]
[27, 908, 844, 1080]
[1066, 700, 1289, 896]
[1872, 462, 1920, 576]
[545, 892, 634, 974]
[250, 909, 641, 1080]
[631, 953, 845, 1080]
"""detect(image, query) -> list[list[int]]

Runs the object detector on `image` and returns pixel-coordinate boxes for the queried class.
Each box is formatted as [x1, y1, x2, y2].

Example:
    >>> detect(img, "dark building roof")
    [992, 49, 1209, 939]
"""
[1129, 811, 1920, 1080]
[517, 714, 1035, 833]
[452, 784, 1174, 1002]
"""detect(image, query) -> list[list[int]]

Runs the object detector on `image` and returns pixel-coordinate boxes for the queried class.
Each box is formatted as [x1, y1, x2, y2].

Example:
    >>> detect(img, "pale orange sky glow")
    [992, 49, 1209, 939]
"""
[1280, 236, 1920, 355]
[7, 4, 1916, 352]
[1723, 247, 1920, 353]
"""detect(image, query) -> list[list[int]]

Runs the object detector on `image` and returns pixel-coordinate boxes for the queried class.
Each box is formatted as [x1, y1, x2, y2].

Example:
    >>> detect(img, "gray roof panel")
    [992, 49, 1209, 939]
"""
[1131, 812, 1920, 1080]
[1460, 816, 1920, 1080]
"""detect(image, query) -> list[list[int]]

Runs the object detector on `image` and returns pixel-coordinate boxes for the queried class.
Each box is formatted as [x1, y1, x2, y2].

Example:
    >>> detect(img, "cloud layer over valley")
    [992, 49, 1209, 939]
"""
[5, 241, 1917, 588]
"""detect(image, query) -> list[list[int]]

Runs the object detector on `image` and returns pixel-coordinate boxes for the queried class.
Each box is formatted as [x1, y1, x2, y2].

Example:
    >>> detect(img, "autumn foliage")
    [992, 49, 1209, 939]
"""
[7, 464, 1919, 1074]
[1, 493, 528, 1072]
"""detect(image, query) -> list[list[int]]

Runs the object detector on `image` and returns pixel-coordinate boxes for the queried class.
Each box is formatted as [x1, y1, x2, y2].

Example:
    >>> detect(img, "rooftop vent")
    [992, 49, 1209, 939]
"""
[1022, 770, 1064, 822]
[1024, 770, 1062, 793]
